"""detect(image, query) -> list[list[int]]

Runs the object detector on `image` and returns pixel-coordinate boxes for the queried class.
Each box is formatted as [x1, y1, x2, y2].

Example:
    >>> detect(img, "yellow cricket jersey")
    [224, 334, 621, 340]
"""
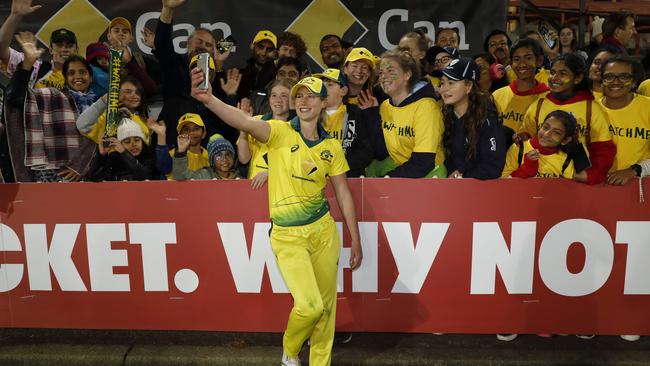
[167, 147, 209, 180]
[493, 81, 549, 132]
[35, 69, 65, 90]
[521, 92, 612, 146]
[266, 118, 349, 227]
[599, 94, 650, 172]
[379, 96, 444, 166]
[323, 104, 346, 143]
[242, 113, 274, 178]
[502, 139, 575, 179]
[83, 112, 151, 145]
[638, 79, 650, 98]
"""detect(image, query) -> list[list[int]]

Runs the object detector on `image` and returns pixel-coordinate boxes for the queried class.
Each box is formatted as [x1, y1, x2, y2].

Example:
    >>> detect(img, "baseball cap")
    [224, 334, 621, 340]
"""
[426, 46, 460, 64]
[177, 113, 206, 133]
[189, 54, 216, 71]
[50, 28, 77, 45]
[109, 17, 132, 32]
[312, 68, 347, 86]
[290, 77, 327, 98]
[441, 58, 481, 83]
[252, 30, 277, 48]
[345, 47, 375, 70]
[85, 42, 109, 62]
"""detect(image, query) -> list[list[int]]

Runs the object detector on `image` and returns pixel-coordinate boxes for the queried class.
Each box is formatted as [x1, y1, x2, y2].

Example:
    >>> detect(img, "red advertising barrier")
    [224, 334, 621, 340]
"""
[0, 178, 649, 334]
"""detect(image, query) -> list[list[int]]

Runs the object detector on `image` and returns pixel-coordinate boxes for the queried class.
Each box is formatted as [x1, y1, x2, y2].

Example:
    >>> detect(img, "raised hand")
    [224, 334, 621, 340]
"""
[141, 26, 155, 50]
[107, 137, 124, 153]
[357, 89, 378, 110]
[147, 117, 166, 136]
[15, 32, 43, 68]
[220, 68, 242, 96]
[237, 97, 253, 116]
[11, 0, 42, 17]
[177, 134, 190, 153]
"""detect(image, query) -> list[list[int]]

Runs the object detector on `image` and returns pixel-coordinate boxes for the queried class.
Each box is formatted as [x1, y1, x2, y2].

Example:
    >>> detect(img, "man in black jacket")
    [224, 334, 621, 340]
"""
[235, 30, 278, 102]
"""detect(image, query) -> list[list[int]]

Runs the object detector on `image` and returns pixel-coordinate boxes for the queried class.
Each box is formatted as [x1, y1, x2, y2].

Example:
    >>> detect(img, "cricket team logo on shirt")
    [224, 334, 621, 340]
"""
[320, 150, 333, 163]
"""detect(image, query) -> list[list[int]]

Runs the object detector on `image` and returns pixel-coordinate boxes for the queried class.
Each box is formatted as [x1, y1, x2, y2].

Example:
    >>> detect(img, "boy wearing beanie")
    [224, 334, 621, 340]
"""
[172, 133, 240, 180]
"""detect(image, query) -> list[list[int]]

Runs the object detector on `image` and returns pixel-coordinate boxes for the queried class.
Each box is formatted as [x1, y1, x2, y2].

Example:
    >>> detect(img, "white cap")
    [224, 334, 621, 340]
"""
[117, 118, 145, 142]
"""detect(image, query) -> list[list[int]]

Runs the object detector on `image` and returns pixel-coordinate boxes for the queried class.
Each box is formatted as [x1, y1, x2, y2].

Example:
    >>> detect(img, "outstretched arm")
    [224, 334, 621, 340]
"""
[190, 68, 270, 143]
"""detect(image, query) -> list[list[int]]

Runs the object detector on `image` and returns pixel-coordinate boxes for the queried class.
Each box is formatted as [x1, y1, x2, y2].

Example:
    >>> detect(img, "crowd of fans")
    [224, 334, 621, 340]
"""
[0, 0, 648, 188]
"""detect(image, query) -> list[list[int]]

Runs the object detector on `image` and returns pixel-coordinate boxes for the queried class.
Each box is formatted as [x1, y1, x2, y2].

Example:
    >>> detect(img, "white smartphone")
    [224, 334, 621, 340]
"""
[197, 52, 210, 90]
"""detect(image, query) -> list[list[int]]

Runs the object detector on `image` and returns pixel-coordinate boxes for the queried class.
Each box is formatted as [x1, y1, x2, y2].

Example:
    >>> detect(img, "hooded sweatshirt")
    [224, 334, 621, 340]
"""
[364, 80, 444, 177]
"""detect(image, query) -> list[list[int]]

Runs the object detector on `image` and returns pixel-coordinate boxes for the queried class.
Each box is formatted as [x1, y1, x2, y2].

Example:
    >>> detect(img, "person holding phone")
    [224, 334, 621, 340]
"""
[191, 70, 362, 366]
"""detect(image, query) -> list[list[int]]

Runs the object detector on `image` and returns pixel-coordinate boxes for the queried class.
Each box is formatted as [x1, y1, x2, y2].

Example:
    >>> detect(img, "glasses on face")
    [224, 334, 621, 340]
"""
[434, 56, 451, 66]
[602, 72, 634, 83]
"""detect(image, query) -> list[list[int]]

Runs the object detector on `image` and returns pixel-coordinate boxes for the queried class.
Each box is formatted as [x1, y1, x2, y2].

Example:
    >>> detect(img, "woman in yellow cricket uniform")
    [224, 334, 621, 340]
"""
[361, 48, 445, 178]
[237, 79, 294, 189]
[520, 53, 616, 185]
[190, 73, 362, 366]
[598, 55, 650, 186]
[503, 110, 583, 180]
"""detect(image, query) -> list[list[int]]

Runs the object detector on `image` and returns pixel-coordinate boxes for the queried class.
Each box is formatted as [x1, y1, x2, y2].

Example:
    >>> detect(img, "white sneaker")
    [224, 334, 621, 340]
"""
[281, 352, 301, 366]
[621, 335, 640, 342]
[496, 333, 518, 341]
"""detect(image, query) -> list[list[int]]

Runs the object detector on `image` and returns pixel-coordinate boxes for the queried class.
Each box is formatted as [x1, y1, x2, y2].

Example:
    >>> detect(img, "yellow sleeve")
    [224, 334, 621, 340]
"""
[521, 99, 542, 136]
[562, 160, 575, 180]
[588, 102, 613, 143]
[412, 99, 443, 153]
[83, 112, 107, 145]
[328, 141, 349, 177]
[638, 80, 650, 97]
[266, 119, 290, 149]
[502, 143, 522, 177]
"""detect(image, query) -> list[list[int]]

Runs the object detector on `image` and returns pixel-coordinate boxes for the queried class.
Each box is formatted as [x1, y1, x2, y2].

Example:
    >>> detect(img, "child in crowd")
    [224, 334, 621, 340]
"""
[76, 76, 150, 147]
[238, 79, 293, 189]
[173, 133, 240, 180]
[493, 39, 550, 135]
[150, 112, 209, 178]
[587, 46, 619, 100]
[313, 68, 374, 177]
[85, 42, 109, 96]
[440, 58, 506, 179]
[89, 118, 158, 181]
[361, 49, 445, 178]
[503, 110, 584, 180]
[520, 53, 616, 185]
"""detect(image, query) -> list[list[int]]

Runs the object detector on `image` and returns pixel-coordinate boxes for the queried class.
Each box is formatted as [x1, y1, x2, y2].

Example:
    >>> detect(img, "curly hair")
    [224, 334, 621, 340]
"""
[277, 31, 307, 58]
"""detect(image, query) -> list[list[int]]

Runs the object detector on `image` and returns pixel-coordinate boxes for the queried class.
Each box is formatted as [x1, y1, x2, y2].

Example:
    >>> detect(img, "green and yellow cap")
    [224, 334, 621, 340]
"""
[290, 76, 327, 98]
[312, 68, 347, 86]
[344, 47, 375, 70]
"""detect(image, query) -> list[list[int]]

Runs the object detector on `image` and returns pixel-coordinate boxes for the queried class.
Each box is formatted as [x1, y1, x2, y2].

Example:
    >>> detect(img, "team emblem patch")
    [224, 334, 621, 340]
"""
[291, 144, 299, 152]
[320, 150, 333, 163]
